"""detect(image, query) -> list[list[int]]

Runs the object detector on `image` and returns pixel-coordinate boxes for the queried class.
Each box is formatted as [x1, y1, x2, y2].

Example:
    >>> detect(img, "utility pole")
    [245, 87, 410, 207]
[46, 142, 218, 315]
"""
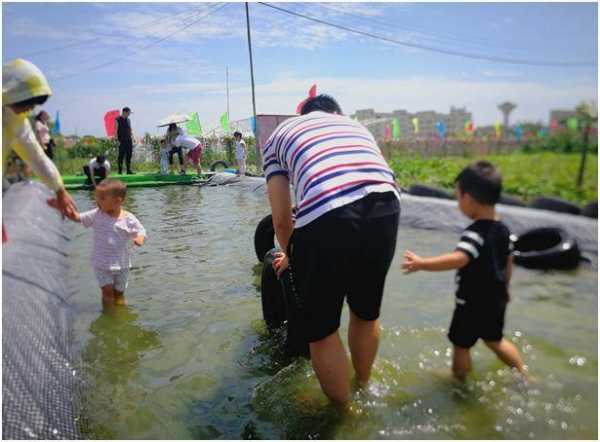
[245, 2, 260, 168]
[226, 66, 230, 124]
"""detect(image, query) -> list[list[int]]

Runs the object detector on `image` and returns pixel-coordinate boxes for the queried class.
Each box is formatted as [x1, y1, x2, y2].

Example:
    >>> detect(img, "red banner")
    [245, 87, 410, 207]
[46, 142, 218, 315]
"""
[104, 109, 120, 137]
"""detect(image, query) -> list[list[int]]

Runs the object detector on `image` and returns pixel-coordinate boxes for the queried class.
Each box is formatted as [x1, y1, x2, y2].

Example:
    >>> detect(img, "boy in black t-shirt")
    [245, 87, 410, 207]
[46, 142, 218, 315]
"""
[402, 161, 525, 381]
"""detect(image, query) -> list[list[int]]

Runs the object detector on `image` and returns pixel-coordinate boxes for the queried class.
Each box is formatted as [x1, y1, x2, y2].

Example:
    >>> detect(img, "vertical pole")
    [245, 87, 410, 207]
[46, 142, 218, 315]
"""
[226, 66, 230, 124]
[245, 2, 260, 169]
[576, 120, 590, 188]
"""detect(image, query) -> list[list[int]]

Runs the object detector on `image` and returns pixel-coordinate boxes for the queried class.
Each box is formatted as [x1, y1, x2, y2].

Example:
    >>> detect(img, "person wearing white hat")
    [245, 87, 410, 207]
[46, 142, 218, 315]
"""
[2, 58, 77, 234]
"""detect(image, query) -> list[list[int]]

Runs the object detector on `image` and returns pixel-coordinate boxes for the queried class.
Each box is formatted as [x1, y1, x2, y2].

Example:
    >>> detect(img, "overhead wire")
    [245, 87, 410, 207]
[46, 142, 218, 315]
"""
[258, 2, 595, 67]
[314, 3, 536, 57]
[50, 3, 229, 81]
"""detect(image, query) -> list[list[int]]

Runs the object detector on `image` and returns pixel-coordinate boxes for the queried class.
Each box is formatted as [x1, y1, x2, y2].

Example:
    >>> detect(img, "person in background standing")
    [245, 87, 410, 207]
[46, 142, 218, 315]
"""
[234, 131, 247, 177]
[34, 110, 55, 160]
[115, 107, 134, 175]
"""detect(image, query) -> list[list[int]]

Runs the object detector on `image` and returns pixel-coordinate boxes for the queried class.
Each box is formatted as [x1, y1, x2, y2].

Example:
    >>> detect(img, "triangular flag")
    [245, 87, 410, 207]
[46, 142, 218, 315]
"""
[52, 111, 61, 135]
[296, 84, 317, 114]
[435, 120, 446, 137]
[550, 118, 558, 130]
[391, 118, 401, 140]
[250, 116, 256, 134]
[411, 117, 419, 134]
[515, 125, 522, 143]
[567, 117, 578, 131]
[103, 109, 120, 137]
[384, 124, 391, 141]
[185, 112, 202, 136]
[220, 112, 230, 133]
[494, 121, 502, 138]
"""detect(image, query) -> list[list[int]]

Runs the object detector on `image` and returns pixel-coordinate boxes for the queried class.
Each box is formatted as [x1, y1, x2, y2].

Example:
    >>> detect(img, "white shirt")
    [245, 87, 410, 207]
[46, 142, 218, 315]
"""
[80, 208, 146, 271]
[235, 140, 247, 159]
[173, 134, 201, 150]
[89, 158, 111, 173]
[34, 120, 51, 144]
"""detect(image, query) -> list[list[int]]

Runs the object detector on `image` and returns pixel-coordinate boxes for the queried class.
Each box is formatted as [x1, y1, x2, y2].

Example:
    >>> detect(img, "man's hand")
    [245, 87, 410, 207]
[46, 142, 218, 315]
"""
[47, 188, 78, 220]
[402, 250, 424, 274]
[133, 235, 145, 246]
[273, 251, 289, 278]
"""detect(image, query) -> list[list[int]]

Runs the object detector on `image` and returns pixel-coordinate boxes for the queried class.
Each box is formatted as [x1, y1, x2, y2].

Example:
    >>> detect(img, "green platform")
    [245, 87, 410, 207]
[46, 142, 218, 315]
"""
[63, 172, 214, 190]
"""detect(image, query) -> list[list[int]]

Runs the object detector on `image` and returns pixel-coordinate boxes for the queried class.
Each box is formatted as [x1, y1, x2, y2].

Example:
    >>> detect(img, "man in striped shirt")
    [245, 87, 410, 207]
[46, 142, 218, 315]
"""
[264, 94, 400, 404]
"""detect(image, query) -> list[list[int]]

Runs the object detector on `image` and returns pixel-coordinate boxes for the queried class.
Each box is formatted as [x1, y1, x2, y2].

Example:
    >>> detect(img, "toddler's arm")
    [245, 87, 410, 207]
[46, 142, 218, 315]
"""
[402, 249, 469, 273]
[133, 235, 145, 246]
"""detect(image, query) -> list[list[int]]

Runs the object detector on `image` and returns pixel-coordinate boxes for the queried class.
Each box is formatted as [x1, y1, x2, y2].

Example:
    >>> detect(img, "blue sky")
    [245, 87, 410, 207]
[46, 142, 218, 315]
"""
[3, 1, 598, 137]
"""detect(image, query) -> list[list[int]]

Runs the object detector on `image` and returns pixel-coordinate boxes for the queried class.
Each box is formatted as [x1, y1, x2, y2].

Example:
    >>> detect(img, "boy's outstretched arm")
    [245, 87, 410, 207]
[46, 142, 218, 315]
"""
[402, 250, 469, 273]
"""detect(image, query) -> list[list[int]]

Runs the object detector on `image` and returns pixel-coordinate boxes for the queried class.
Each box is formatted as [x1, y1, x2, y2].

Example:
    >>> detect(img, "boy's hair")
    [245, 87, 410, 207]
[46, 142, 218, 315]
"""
[96, 154, 106, 163]
[96, 178, 127, 199]
[455, 161, 502, 205]
[233, 131, 242, 138]
[300, 94, 343, 115]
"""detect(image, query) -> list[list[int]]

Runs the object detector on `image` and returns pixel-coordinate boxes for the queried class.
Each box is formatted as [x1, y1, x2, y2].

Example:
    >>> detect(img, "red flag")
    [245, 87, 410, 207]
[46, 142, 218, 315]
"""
[296, 84, 317, 114]
[550, 118, 558, 130]
[104, 109, 120, 137]
[384, 124, 391, 141]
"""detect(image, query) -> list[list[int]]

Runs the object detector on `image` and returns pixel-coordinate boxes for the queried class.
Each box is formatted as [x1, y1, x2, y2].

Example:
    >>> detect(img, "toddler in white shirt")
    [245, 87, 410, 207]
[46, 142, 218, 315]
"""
[70, 178, 146, 305]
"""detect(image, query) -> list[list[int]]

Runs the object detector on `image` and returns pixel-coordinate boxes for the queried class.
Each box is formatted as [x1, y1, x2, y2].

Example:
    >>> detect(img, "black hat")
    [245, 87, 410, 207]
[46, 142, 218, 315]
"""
[123, 106, 132, 113]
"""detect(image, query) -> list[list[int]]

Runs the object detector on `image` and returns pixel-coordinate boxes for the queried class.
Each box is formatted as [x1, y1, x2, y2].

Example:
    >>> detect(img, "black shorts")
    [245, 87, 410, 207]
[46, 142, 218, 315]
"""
[289, 192, 400, 343]
[448, 300, 506, 348]
[168, 147, 183, 165]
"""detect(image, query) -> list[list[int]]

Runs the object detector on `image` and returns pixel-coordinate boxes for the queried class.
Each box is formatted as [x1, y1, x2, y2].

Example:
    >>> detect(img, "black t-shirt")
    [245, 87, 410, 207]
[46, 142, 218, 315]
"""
[455, 219, 512, 305]
[116, 116, 132, 144]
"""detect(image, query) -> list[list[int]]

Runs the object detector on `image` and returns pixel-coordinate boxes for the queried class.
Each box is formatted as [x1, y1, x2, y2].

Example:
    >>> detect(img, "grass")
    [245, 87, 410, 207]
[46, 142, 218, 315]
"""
[389, 151, 597, 206]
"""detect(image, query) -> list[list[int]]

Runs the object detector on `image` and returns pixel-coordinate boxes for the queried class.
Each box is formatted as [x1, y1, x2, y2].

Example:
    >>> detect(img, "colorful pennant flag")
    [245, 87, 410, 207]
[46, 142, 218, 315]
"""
[384, 124, 392, 141]
[220, 112, 230, 133]
[391, 118, 401, 140]
[52, 111, 61, 135]
[494, 121, 502, 139]
[296, 84, 318, 114]
[411, 117, 419, 134]
[537, 128, 547, 138]
[185, 112, 202, 136]
[550, 118, 558, 130]
[464, 119, 475, 133]
[515, 125, 522, 143]
[435, 120, 446, 137]
[250, 116, 257, 134]
[566, 117, 578, 131]
[103, 109, 120, 137]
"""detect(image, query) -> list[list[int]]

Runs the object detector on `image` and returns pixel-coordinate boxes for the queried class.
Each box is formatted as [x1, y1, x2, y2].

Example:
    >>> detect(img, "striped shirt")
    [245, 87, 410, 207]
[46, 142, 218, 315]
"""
[80, 208, 146, 271]
[263, 111, 400, 228]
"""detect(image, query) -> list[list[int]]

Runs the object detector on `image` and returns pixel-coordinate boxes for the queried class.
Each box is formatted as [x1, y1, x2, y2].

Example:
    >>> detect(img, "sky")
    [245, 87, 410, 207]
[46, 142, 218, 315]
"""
[2, 1, 598, 137]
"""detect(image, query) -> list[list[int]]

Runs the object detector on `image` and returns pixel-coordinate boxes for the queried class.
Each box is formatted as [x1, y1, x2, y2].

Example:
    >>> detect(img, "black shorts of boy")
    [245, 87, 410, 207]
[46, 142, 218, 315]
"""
[448, 299, 507, 348]
[168, 146, 183, 165]
[290, 192, 400, 343]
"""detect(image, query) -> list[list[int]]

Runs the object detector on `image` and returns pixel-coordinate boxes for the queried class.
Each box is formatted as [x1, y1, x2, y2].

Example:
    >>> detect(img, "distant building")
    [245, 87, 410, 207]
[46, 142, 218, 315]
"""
[352, 106, 472, 140]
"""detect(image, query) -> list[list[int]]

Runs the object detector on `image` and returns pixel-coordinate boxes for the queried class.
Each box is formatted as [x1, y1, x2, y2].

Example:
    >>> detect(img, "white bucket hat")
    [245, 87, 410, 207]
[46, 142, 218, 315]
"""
[2, 58, 52, 105]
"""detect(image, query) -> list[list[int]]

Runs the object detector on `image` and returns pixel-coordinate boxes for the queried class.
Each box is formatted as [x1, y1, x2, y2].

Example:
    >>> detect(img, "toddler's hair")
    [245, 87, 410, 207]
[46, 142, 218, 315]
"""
[233, 131, 242, 138]
[96, 178, 127, 199]
[455, 161, 502, 205]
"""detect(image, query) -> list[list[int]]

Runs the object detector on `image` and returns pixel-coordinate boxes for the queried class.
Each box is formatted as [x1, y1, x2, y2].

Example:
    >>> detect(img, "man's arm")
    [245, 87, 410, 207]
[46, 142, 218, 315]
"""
[267, 175, 294, 253]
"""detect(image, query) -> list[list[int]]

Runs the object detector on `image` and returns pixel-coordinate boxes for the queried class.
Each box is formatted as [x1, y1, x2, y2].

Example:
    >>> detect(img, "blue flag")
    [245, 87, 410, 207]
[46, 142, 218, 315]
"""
[515, 125, 522, 143]
[250, 116, 256, 134]
[52, 111, 61, 135]
[435, 120, 446, 137]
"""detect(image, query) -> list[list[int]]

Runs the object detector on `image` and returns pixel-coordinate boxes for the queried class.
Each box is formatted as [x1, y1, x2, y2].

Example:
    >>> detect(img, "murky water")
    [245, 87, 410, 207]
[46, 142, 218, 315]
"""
[68, 186, 597, 439]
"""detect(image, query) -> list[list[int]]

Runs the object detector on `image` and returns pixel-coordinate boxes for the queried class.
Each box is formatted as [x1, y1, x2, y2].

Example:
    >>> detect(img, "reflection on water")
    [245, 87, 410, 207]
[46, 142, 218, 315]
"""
[69, 187, 597, 439]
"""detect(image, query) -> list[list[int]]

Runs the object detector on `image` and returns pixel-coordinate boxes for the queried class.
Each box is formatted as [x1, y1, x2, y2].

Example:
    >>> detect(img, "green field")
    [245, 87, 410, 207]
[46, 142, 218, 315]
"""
[389, 152, 597, 206]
